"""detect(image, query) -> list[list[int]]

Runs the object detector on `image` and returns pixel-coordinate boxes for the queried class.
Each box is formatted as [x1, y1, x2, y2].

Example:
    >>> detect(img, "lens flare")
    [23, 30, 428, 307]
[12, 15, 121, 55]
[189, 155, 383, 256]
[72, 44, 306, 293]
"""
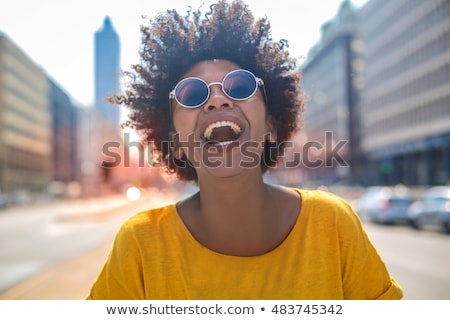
[126, 186, 141, 201]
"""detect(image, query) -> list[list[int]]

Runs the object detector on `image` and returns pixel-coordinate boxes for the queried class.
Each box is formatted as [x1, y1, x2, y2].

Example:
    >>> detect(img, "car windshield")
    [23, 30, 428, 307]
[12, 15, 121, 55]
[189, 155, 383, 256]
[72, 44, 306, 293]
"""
[425, 188, 450, 201]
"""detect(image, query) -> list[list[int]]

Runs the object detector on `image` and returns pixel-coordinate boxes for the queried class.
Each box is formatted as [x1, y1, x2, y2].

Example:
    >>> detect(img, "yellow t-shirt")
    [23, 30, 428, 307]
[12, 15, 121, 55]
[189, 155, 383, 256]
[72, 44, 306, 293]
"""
[87, 189, 403, 300]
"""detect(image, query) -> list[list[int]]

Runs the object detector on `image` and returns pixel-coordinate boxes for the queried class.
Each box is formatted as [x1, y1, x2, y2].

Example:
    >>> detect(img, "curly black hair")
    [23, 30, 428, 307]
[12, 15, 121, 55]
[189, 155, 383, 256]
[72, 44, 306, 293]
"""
[112, 0, 305, 181]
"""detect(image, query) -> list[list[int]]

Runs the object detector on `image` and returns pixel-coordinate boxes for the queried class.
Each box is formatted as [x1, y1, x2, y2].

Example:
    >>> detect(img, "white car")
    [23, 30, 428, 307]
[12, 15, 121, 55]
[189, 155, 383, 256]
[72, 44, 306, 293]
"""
[355, 186, 412, 224]
[407, 186, 450, 234]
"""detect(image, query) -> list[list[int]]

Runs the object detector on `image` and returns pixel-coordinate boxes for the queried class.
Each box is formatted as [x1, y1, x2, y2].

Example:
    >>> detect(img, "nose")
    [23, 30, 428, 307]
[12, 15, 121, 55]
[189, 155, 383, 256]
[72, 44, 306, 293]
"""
[203, 83, 233, 112]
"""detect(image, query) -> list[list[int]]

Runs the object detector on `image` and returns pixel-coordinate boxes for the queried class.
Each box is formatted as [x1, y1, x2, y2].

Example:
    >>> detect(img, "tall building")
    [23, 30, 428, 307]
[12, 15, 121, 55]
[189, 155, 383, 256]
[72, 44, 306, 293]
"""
[0, 33, 52, 196]
[50, 80, 78, 186]
[359, 0, 450, 185]
[300, 1, 363, 185]
[94, 16, 121, 129]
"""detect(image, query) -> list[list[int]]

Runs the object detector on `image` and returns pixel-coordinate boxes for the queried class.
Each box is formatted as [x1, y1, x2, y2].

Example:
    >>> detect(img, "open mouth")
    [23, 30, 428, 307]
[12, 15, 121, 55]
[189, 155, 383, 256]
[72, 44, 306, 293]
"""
[202, 120, 243, 148]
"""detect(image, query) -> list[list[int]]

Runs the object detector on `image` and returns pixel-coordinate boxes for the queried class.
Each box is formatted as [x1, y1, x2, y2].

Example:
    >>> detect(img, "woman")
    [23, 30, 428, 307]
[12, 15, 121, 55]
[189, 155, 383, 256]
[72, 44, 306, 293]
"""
[87, 0, 403, 299]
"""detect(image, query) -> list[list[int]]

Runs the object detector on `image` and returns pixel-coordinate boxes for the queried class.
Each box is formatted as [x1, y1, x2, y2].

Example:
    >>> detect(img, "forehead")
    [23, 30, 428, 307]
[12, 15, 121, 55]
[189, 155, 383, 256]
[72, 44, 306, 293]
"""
[182, 60, 241, 80]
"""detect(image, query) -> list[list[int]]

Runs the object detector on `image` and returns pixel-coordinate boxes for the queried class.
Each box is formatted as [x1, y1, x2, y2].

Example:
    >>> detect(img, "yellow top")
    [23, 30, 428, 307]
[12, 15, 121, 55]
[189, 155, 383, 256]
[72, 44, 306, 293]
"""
[87, 189, 403, 300]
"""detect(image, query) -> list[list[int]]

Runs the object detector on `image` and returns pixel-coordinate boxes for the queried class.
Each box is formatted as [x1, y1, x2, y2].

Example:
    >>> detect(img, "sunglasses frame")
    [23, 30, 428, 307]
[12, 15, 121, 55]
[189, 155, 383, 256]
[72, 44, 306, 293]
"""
[169, 69, 265, 109]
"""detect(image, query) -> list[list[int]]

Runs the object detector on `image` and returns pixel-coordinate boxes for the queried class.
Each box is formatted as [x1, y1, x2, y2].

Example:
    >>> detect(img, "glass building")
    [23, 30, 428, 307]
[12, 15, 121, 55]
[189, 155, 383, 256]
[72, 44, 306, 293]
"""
[94, 16, 121, 129]
[50, 80, 78, 186]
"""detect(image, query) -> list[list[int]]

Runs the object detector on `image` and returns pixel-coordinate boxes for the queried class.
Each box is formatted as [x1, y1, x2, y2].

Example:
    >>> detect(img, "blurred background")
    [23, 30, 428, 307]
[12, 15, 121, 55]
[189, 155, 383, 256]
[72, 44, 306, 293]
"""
[0, 0, 449, 300]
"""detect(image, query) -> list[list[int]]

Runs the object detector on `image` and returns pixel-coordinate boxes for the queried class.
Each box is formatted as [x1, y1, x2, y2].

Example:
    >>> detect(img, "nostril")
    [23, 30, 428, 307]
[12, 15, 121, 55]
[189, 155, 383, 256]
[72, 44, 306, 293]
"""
[206, 103, 230, 111]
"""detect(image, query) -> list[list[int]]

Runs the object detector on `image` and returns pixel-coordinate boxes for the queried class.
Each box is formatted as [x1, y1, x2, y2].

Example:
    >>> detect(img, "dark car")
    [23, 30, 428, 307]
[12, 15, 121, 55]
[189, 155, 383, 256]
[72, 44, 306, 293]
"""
[354, 186, 412, 224]
[407, 186, 450, 234]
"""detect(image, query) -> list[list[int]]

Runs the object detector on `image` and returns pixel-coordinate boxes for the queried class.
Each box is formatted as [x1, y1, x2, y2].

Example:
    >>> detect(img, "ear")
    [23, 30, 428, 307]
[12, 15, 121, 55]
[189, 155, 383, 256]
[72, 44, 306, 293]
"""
[168, 131, 185, 160]
[265, 115, 277, 143]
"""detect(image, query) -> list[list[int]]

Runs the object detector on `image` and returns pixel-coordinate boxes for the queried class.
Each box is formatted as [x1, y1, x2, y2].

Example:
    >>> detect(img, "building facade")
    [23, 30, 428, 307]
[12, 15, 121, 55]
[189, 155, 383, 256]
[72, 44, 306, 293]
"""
[50, 80, 78, 188]
[300, 1, 363, 185]
[0, 33, 52, 196]
[359, 0, 450, 185]
[94, 16, 121, 129]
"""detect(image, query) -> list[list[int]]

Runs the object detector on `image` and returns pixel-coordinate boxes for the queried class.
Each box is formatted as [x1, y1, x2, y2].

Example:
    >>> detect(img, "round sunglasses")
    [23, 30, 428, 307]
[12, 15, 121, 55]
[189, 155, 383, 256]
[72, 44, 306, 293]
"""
[169, 69, 265, 109]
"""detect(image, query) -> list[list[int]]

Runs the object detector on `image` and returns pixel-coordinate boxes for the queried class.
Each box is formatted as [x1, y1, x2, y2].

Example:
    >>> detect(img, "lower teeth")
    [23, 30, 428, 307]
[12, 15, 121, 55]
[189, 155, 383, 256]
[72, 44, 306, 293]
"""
[215, 141, 234, 146]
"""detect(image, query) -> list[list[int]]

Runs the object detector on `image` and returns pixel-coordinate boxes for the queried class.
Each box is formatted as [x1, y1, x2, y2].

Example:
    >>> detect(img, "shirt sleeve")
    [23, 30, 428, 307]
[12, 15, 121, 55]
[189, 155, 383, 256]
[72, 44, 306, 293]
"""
[86, 220, 145, 300]
[332, 194, 403, 300]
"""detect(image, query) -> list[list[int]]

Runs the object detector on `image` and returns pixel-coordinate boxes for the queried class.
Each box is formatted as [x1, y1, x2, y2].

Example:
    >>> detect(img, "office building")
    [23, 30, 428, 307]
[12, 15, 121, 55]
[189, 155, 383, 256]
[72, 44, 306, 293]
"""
[0, 33, 52, 196]
[300, 1, 363, 185]
[50, 80, 78, 187]
[94, 16, 121, 129]
[359, 0, 450, 185]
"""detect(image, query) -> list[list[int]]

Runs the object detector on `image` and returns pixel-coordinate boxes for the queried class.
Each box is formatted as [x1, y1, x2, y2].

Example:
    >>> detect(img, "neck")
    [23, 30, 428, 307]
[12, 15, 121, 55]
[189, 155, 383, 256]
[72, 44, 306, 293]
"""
[177, 170, 300, 256]
[196, 170, 268, 222]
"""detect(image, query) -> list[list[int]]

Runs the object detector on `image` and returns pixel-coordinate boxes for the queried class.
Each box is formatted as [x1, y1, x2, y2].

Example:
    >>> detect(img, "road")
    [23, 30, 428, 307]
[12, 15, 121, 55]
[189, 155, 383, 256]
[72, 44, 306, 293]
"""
[362, 221, 450, 299]
[1, 187, 449, 300]
[0, 186, 193, 296]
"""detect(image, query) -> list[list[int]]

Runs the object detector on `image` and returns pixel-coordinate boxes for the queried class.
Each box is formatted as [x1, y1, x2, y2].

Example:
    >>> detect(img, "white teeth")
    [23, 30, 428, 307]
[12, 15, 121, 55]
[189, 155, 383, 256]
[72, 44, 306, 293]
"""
[203, 121, 242, 140]
[216, 141, 234, 146]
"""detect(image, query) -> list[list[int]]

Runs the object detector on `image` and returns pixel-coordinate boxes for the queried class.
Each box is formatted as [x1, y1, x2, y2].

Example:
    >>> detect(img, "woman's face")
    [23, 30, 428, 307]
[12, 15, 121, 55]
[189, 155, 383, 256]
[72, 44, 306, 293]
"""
[171, 59, 273, 179]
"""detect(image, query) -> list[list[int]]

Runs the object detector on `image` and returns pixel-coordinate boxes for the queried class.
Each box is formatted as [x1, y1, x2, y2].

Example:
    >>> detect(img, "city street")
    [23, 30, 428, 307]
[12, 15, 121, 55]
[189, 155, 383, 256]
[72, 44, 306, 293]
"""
[0, 186, 193, 298]
[0, 188, 449, 300]
[363, 221, 450, 300]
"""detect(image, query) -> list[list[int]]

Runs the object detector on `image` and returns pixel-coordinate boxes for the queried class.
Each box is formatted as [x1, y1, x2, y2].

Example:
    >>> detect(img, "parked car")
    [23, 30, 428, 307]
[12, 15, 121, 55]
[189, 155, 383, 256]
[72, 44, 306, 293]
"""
[0, 192, 8, 209]
[407, 186, 450, 233]
[354, 185, 412, 224]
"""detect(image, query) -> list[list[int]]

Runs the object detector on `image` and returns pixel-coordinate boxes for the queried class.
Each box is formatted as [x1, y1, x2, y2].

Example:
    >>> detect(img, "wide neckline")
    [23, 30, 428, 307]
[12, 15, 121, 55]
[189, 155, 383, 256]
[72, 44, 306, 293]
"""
[170, 188, 307, 260]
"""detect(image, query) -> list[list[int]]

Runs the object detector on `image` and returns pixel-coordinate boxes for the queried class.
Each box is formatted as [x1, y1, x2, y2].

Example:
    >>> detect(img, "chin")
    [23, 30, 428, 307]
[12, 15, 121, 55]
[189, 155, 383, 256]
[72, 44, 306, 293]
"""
[201, 159, 262, 180]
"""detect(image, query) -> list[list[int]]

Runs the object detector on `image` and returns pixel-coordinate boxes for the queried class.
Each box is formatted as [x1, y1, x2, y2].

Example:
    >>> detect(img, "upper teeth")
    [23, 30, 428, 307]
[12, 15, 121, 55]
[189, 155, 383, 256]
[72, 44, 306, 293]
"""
[203, 121, 242, 140]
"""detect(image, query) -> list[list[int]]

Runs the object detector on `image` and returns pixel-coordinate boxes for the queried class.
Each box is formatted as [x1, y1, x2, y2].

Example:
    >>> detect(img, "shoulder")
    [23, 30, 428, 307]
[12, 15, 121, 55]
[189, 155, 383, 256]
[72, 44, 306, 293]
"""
[295, 188, 362, 230]
[297, 189, 354, 214]
[124, 203, 176, 226]
[115, 204, 177, 242]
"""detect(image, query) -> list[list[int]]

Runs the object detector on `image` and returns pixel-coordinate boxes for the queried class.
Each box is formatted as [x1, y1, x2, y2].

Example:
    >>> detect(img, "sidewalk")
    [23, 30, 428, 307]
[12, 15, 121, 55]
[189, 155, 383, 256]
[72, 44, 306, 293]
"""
[0, 194, 130, 300]
[0, 238, 112, 300]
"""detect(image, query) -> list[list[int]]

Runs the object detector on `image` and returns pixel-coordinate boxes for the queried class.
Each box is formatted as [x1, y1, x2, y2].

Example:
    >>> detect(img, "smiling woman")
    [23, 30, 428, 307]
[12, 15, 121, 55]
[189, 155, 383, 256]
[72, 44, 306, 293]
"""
[87, 0, 403, 300]
[110, 0, 303, 181]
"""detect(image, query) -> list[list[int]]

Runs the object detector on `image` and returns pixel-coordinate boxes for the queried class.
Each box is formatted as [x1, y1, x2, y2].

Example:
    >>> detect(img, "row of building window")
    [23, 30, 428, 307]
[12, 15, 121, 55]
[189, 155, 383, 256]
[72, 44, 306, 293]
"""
[2, 42, 48, 92]
[362, 0, 417, 47]
[368, 0, 446, 59]
[366, 30, 450, 90]
[364, 95, 450, 135]
[365, 63, 449, 112]
[3, 105, 51, 141]
[367, 144, 449, 186]
[4, 145, 51, 172]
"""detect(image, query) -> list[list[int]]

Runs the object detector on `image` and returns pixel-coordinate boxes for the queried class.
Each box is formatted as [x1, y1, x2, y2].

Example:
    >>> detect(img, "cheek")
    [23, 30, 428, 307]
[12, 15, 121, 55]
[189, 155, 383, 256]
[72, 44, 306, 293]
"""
[172, 109, 196, 133]
[172, 110, 201, 153]
[246, 109, 270, 139]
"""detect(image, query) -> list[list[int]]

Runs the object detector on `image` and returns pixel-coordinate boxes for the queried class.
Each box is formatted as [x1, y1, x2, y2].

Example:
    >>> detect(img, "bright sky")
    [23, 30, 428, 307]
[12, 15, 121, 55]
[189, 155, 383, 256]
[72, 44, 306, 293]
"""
[0, 0, 367, 107]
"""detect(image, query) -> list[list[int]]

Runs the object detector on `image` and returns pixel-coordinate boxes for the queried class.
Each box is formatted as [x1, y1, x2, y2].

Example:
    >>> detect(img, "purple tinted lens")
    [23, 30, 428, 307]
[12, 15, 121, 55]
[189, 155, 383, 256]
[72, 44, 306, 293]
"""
[223, 70, 257, 100]
[175, 78, 209, 108]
